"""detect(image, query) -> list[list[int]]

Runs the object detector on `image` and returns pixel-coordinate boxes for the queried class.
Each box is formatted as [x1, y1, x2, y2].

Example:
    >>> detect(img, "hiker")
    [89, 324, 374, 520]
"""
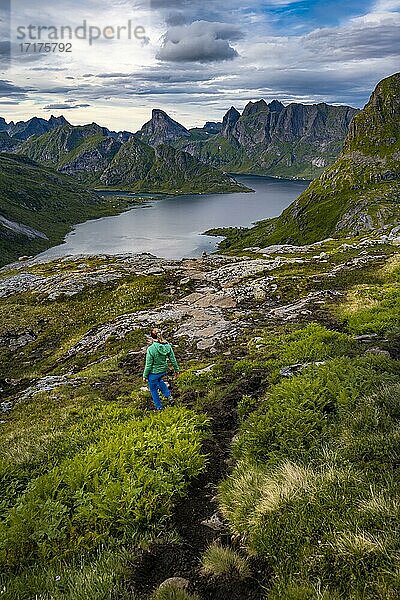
[143, 327, 179, 410]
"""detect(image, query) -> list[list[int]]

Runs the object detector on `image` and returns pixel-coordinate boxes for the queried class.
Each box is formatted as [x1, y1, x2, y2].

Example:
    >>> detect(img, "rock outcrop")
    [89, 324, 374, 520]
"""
[139, 109, 191, 147]
[215, 73, 400, 250]
[177, 100, 358, 179]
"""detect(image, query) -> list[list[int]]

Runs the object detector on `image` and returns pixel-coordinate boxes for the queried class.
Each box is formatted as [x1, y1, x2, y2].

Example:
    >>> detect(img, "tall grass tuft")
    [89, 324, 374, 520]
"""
[201, 543, 252, 579]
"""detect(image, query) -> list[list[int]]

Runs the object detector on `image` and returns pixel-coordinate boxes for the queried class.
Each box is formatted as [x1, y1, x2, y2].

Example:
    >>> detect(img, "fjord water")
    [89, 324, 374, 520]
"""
[37, 175, 309, 260]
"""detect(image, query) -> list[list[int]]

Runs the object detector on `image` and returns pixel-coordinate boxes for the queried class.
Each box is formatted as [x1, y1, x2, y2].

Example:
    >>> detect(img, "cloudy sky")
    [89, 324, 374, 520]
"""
[0, 0, 399, 131]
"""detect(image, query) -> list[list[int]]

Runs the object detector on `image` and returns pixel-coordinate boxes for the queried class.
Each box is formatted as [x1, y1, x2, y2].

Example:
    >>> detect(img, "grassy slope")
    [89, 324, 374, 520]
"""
[0, 154, 132, 266]
[219, 255, 400, 599]
[0, 237, 399, 598]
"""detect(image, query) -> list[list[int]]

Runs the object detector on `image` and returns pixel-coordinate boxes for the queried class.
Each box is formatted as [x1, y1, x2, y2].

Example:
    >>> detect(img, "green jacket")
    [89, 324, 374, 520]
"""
[143, 341, 179, 379]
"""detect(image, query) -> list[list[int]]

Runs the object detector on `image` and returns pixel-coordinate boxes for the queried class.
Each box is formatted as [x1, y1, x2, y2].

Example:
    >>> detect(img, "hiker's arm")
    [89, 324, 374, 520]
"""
[169, 347, 179, 373]
[143, 349, 153, 380]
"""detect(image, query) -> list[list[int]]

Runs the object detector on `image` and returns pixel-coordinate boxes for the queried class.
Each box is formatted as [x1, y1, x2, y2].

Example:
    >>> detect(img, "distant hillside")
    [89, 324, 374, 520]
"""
[175, 100, 358, 179]
[0, 115, 70, 142]
[101, 140, 246, 194]
[0, 154, 119, 266]
[20, 123, 120, 184]
[18, 123, 247, 194]
[213, 72, 400, 250]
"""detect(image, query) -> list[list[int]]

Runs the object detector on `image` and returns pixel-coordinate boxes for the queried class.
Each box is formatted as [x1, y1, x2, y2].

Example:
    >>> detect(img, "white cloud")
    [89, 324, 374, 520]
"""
[373, 0, 400, 11]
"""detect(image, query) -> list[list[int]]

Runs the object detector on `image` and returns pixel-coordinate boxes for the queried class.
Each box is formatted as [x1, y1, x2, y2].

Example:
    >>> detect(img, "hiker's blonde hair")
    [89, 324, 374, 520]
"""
[151, 327, 167, 343]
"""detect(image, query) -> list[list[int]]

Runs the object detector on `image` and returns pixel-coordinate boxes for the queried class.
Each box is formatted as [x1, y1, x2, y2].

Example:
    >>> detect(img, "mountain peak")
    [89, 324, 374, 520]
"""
[49, 115, 69, 127]
[140, 109, 190, 146]
[268, 100, 285, 112]
[242, 100, 269, 117]
[345, 71, 400, 155]
[221, 106, 240, 138]
[0, 117, 8, 132]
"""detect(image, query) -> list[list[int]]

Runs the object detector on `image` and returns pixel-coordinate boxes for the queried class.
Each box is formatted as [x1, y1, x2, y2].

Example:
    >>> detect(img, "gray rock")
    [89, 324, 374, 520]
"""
[201, 512, 225, 531]
[280, 361, 326, 377]
[268, 290, 342, 321]
[194, 364, 216, 375]
[1, 401, 13, 413]
[355, 334, 379, 342]
[0, 332, 36, 351]
[365, 347, 391, 358]
[21, 376, 85, 398]
[158, 577, 190, 591]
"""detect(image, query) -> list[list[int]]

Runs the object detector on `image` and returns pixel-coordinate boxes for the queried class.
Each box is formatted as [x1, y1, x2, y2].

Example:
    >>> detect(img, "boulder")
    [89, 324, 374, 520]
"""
[158, 577, 190, 590]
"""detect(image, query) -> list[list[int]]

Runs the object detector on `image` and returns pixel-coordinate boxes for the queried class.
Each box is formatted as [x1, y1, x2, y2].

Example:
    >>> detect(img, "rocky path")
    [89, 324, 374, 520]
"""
[1, 230, 399, 410]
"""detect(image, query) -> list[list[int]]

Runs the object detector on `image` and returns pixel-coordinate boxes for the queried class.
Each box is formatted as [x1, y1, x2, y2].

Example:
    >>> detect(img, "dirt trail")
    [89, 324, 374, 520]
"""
[128, 392, 270, 600]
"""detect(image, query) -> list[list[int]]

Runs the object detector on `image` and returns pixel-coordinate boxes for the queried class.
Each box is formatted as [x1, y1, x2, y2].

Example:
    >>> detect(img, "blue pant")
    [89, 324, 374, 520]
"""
[148, 372, 171, 410]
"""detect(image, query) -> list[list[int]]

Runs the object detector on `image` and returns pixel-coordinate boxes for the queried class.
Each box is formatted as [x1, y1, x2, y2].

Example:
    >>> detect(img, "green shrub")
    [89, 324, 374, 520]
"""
[0, 407, 209, 567]
[237, 394, 259, 422]
[336, 383, 400, 473]
[219, 461, 400, 597]
[251, 323, 360, 364]
[339, 283, 400, 336]
[176, 368, 218, 401]
[201, 543, 252, 579]
[233, 355, 399, 465]
[0, 548, 134, 600]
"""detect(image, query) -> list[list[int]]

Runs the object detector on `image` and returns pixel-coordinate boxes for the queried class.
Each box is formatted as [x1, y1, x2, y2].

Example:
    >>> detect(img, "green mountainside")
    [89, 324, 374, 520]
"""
[102, 141, 246, 193]
[215, 72, 400, 250]
[0, 154, 130, 266]
[175, 101, 358, 179]
[1, 73, 400, 600]
[18, 124, 247, 194]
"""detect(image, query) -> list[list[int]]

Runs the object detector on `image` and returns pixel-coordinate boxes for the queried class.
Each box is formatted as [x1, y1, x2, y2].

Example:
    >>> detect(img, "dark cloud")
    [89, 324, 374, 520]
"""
[157, 20, 244, 62]
[43, 102, 90, 109]
[303, 17, 400, 60]
[96, 72, 132, 78]
[165, 12, 190, 26]
[30, 66, 67, 71]
[0, 79, 31, 98]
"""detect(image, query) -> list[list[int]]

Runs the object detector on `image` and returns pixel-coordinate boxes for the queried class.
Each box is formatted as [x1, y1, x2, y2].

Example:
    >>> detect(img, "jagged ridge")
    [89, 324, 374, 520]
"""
[215, 72, 400, 249]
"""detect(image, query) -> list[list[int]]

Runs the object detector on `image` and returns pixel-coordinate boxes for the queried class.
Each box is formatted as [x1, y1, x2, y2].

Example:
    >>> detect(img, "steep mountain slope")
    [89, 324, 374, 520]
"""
[6, 115, 70, 141]
[177, 101, 358, 179]
[101, 139, 247, 193]
[0, 154, 113, 265]
[138, 109, 191, 146]
[19, 123, 111, 163]
[19, 123, 247, 194]
[0, 132, 21, 152]
[214, 72, 400, 250]
[1, 229, 400, 599]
